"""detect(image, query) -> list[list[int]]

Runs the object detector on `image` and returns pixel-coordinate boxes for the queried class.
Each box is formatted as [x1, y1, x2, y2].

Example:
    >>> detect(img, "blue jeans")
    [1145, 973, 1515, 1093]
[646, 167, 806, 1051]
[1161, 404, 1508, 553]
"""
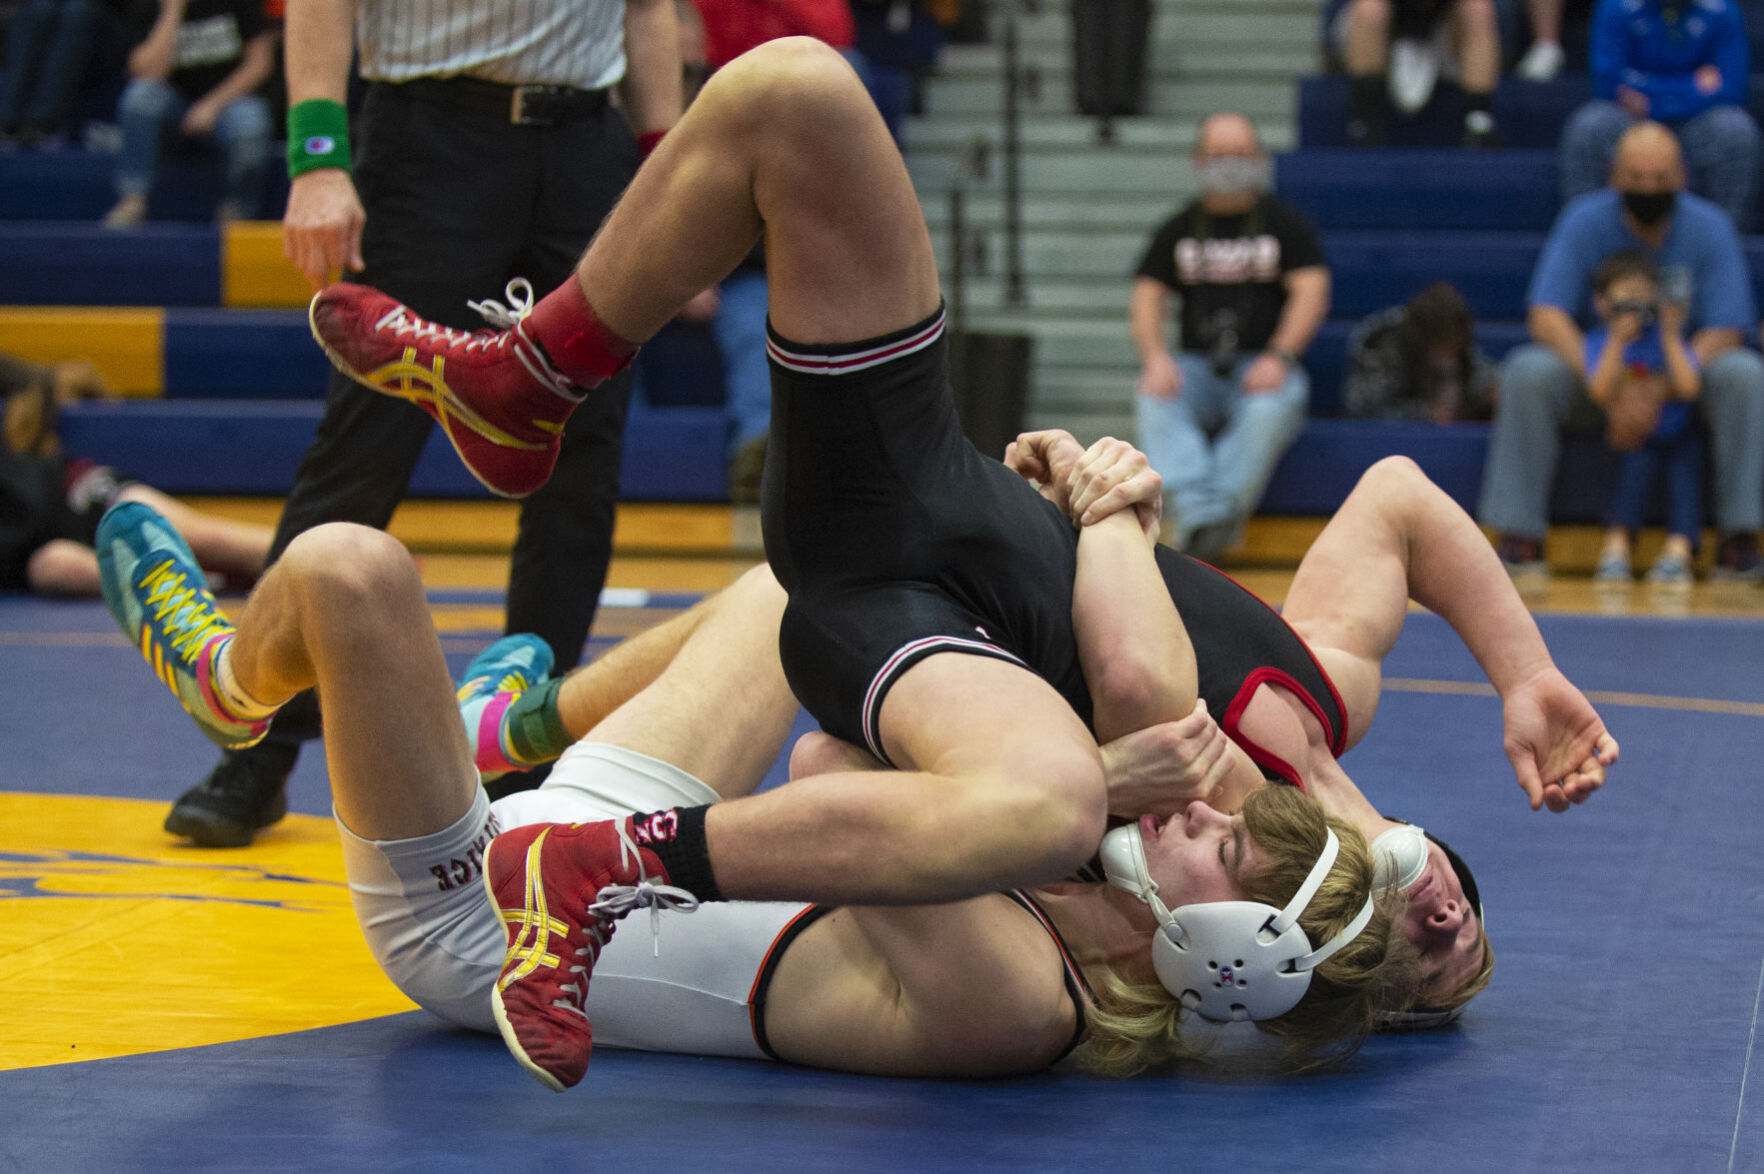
[1560, 99, 1762, 230]
[1134, 352, 1309, 545]
[0, 0, 99, 132]
[1607, 429, 1704, 542]
[714, 270, 771, 456]
[1479, 343, 1764, 536]
[113, 77, 272, 211]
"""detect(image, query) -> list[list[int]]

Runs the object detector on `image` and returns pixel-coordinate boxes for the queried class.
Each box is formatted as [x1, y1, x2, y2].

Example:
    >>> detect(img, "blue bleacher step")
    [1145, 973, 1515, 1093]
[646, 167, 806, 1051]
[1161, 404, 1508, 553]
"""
[0, 223, 221, 306]
[1278, 148, 1559, 231]
[1298, 75, 1593, 149]
[1261, 417, 1691, 525]
[58, 399, 731, 501]
[1304, 319, 1529, 417]
[166, 309, 330, 397]
[0, 144, 290, 223]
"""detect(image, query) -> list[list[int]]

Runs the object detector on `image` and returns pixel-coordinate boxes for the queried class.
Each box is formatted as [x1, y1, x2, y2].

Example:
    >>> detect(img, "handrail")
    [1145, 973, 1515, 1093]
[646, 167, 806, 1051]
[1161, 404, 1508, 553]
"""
[1000, 0, 1028, 307]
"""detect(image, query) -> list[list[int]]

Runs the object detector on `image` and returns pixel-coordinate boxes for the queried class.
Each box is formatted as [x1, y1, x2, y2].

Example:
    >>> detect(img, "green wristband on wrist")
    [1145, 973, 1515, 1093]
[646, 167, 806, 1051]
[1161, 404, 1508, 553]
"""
[287, 99, 352, 178]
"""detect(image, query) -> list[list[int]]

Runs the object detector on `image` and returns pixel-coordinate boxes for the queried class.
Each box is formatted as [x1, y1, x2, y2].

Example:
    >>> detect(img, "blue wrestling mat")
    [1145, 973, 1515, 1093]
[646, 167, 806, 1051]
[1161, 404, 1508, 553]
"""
[3, 591, 1761, 1173]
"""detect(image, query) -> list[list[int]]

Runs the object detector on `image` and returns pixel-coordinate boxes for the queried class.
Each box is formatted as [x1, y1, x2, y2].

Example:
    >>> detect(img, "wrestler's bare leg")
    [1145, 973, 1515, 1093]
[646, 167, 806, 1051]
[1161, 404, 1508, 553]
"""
[219, 523, 476, 841]
[570, 39, 1107, 901]
[27, 484, 271, 597]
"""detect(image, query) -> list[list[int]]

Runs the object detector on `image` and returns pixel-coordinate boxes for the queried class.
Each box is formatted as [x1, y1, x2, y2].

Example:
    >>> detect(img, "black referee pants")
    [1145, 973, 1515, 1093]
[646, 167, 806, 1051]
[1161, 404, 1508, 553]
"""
[257, 83, 640, 749]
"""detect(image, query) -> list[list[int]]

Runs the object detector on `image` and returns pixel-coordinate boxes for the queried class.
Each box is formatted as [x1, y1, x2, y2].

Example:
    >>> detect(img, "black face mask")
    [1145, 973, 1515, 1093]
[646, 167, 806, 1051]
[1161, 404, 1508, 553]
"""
[1622, 189, 1676, 226]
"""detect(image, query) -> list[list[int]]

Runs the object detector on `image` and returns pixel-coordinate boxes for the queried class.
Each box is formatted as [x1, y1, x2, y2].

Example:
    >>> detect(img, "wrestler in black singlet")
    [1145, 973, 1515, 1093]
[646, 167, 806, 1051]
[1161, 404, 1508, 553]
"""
[760, 307, 1092, 763]
[758, 305, 1346, 781]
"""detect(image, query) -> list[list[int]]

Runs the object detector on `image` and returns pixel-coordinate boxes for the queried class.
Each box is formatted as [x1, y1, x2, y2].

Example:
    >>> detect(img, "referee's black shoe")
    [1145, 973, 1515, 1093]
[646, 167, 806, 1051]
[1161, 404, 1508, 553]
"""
[164, 743, 295, 848]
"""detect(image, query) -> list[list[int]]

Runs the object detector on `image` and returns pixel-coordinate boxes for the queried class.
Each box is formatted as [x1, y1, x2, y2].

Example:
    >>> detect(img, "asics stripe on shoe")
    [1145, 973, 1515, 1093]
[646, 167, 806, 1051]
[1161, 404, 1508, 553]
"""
[309, 279, 583, 499]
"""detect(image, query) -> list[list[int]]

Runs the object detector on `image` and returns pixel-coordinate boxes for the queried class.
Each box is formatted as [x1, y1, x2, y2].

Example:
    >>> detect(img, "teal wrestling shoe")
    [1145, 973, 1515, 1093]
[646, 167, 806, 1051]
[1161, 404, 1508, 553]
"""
[457, 634, 556, 781]
[96, 502, 272, 750]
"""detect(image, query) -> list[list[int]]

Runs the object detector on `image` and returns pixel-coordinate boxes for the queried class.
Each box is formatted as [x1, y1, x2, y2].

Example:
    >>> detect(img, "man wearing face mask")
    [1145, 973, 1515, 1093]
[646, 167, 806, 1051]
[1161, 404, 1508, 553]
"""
[1558, 0, 1760, 232]
[1480, 120, 1764, 581]
[1129, 113, 1331, 565]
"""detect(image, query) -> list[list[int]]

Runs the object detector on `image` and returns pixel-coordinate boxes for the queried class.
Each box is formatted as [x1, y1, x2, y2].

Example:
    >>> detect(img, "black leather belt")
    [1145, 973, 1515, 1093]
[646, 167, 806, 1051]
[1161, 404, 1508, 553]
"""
[379, 76, 610, 125]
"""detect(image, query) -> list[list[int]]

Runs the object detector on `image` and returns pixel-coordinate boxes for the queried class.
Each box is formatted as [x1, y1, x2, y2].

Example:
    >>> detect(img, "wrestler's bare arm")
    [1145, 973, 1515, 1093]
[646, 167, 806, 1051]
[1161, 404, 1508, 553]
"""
[761, 897, 1079, 1078]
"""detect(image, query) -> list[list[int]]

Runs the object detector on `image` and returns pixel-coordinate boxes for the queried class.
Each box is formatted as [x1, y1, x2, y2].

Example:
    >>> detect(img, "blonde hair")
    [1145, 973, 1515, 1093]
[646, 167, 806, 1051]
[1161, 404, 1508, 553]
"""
[1077, 786, 1420, 1078]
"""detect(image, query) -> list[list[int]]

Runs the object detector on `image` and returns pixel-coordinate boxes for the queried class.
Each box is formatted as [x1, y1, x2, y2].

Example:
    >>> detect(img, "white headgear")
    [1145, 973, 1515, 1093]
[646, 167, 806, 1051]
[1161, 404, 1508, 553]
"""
[1371, 822, 1430, 893]
[1098, 821, 1376, 1023]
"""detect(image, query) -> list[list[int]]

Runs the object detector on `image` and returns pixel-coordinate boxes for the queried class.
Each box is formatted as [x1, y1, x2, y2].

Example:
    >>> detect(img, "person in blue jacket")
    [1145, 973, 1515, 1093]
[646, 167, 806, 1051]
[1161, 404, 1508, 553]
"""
[1559, 0, 1762, 230]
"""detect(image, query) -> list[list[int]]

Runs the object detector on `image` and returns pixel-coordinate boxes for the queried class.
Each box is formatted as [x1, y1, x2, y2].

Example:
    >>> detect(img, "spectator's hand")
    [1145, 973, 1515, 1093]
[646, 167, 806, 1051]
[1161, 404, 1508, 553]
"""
[181, 96, 221, 137]
[1695, 65, 1722, 95]
[284, 169, 367, 289]
[1659, 298, 1687, 338]
[1137, 352, 1181, 399]
[1099, 701, 1251, 818]
[679, 286, 721, 323]
[1616, 85, 1649, 116]
[1239, 351, 1288, 393]
[1004, 427, 1086, 514]
[1500, 666, 1619, 813]
[1067, 435, 1162, 540]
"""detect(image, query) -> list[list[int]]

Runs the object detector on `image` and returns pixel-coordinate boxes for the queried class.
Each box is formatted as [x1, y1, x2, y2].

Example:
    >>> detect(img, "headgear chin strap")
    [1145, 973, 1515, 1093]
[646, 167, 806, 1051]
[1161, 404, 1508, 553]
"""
[1099, 822, 1376, 1023]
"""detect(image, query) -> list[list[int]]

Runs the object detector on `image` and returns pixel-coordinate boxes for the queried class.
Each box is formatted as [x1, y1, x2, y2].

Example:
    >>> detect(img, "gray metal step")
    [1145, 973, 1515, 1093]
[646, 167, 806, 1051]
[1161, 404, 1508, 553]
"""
[920, 191, 1187, 234]
[923, 75, 1294, 120]
[907, 149, 1203, 195]
[902, 115, 1294, 153]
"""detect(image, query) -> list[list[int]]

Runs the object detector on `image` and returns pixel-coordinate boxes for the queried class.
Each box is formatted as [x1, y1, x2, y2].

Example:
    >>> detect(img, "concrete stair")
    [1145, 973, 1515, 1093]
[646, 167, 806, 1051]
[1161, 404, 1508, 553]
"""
[902, 0, 1314, 439]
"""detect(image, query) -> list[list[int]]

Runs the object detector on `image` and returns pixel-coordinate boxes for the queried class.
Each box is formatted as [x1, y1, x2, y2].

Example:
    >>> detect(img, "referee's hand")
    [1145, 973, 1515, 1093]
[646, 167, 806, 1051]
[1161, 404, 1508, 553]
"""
[284, 169, 367, 288]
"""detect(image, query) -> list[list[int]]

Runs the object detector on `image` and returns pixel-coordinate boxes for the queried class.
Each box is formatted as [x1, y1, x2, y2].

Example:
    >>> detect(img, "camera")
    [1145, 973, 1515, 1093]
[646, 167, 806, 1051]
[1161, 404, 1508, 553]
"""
[1202, 308, 1241, 377]
[1608, 298, 1658, 328]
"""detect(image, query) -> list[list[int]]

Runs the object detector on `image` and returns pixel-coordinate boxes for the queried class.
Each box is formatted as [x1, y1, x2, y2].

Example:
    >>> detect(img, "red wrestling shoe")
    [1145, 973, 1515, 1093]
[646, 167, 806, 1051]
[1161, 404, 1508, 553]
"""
[309, 279, 582, 499]
[481, 818, 699, 1091]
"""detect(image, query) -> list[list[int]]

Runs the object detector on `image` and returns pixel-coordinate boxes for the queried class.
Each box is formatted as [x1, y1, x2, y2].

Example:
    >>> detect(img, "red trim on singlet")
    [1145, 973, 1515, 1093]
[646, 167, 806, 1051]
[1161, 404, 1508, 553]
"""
[1186, 559, 1353, 757]
[745, 894, 1094, 1065]
[747, 904, 829, 1059]
[1007, 890, 1093, 1061]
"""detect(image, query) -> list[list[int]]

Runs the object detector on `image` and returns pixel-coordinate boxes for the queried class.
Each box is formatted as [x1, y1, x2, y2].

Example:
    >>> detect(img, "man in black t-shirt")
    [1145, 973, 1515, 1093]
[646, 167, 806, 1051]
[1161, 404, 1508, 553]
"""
[1129, 112, 1330, 563]
[104, 0, 280, 225]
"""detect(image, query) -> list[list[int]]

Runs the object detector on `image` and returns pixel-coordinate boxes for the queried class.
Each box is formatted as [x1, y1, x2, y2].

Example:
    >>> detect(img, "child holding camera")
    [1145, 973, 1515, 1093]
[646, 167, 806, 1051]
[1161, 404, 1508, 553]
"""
[1586, 250, 1703, 585]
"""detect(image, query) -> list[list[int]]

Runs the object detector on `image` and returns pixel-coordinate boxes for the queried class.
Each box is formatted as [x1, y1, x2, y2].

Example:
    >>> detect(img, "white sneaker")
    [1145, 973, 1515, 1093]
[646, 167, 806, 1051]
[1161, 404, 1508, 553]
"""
[1389, 39, 1442, 114]
[1516, 40, 1564, 82]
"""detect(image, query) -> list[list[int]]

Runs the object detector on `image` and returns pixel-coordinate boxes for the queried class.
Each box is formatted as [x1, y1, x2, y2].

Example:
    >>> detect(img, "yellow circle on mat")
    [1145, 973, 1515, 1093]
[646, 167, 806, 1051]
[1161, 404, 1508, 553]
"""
[0, 793, 417, 1071]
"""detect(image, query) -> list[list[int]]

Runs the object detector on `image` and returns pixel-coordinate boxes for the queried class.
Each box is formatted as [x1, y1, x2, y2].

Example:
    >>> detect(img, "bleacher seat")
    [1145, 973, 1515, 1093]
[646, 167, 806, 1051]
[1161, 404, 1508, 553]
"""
[1277, 148, 1558, 231]
[57, 399, 731, 501]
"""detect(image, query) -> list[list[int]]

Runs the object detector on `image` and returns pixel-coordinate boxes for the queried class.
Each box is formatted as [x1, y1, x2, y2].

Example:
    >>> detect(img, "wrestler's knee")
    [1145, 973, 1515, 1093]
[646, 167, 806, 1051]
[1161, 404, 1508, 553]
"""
[712, 37, 871, 139]
[278, 524, 417, 602]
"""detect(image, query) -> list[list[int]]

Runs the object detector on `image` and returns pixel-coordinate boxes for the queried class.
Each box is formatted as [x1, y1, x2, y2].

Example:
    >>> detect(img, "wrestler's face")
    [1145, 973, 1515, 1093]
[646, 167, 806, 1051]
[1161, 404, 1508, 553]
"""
[1139, 801, 1263, 907]
[1405, 839, 1485, 1001]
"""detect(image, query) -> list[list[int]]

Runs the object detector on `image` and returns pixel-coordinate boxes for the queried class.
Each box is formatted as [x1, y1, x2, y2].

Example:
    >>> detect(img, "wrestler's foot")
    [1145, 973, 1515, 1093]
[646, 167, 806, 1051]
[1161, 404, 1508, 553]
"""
[309, 279, 583, 499]
[96, 501, 274, 750]
[482, 819, 698, 1091]
[457, 634, 555, 782]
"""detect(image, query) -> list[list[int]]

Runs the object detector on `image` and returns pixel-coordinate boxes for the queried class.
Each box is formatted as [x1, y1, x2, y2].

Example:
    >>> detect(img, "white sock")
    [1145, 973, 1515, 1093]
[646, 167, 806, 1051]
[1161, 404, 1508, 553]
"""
[212, 637, 280, 719]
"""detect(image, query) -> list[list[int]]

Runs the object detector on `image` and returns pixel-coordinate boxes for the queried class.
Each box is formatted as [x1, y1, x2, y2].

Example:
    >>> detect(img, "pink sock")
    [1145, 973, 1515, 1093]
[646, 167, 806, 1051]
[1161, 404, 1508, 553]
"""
[523, 277, 638, 388]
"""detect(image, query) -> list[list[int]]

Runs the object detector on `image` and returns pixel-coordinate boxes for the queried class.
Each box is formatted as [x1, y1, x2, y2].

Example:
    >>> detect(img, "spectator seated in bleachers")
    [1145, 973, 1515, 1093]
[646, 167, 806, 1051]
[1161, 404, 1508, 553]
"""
[1334, 0, 1503, 146]
[1343, 282, 1498, 422]
[0, 0, 124, 147]
[1581, 250, 1705, 585]
[1130, 112, 1330, 565]
[1560, 0, 1761, 231]
[101, 0, 278, 227]
[0, 349, 270, 596]
[1479, 120, 1764, 581]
